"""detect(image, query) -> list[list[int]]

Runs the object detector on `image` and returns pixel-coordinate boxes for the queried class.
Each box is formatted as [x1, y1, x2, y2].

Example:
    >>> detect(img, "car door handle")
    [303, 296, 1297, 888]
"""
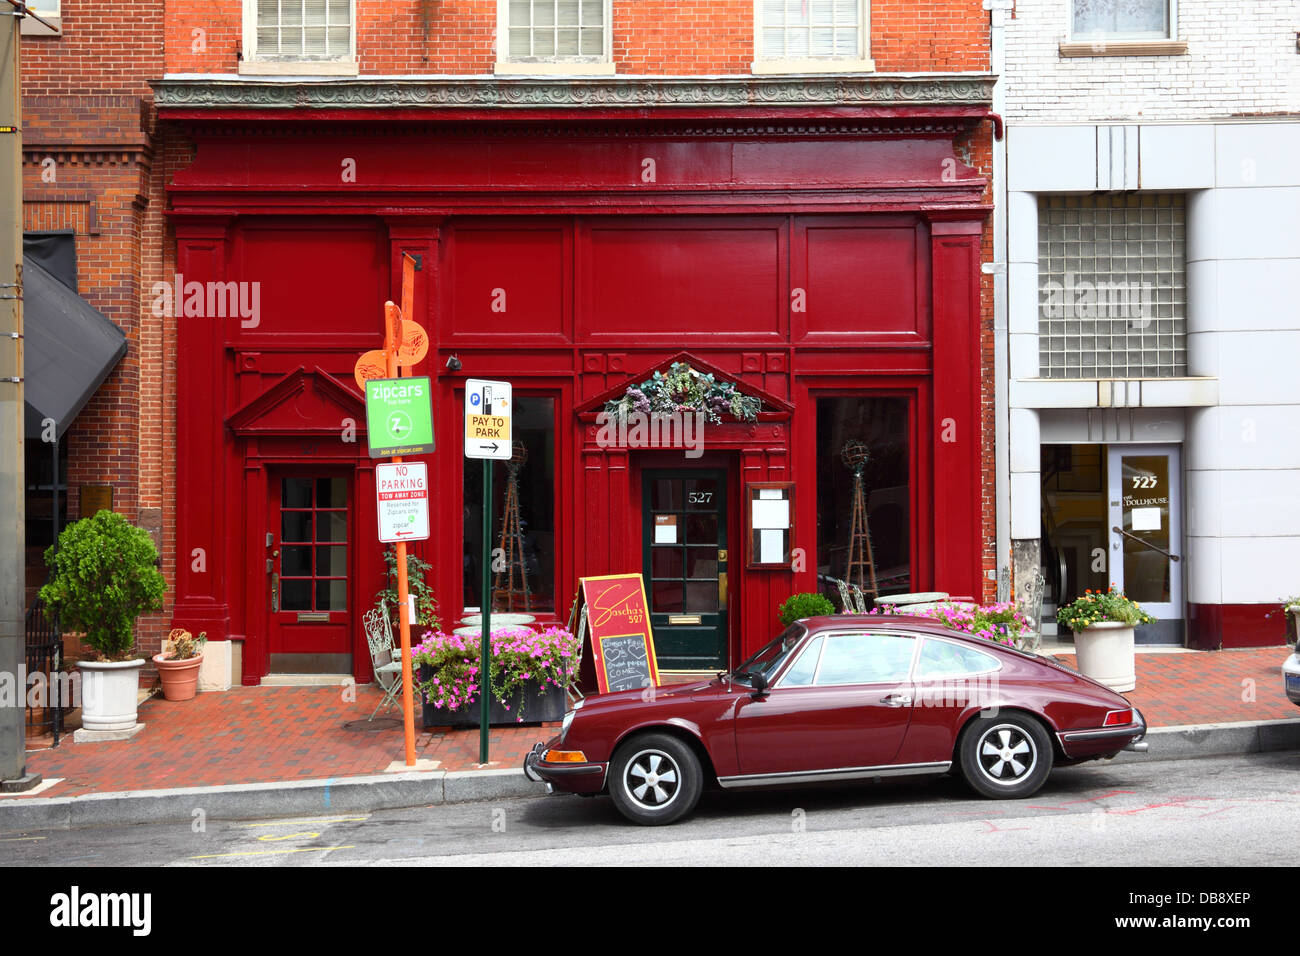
[880, 694, 912, 707]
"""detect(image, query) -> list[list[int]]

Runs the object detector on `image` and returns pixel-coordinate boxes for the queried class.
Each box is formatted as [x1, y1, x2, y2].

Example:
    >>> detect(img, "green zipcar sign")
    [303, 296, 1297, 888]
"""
[365, 376, 435, 459]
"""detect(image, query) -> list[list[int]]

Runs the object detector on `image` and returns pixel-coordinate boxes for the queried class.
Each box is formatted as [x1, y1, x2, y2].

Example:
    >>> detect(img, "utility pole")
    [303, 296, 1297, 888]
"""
[1, 1, 37, 790]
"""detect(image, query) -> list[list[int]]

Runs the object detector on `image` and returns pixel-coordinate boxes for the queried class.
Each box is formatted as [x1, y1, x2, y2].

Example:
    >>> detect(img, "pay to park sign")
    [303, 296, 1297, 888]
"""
[375, 462, 430, 543]
[464, 378, 512, 461]
[365, 376, 435, 459]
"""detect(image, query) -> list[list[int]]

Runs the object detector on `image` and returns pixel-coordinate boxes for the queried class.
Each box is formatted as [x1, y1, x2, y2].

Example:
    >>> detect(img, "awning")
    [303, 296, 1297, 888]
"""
[22, 255, 128, 440]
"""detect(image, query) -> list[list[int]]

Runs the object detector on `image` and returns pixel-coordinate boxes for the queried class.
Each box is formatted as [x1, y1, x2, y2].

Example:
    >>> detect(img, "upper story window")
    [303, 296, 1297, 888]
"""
[1071, 0, 1171, 40]
[753, 0, 874, 74]
[1038, 194, 1187, 380]
[20, 0, 61, 36]
[496, 1, 614, 75]
[242, 0, 357, 74]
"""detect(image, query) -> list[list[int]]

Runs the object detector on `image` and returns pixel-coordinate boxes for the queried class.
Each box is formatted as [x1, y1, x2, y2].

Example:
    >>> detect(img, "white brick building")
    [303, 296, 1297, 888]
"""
[995, 0, 1300, 648]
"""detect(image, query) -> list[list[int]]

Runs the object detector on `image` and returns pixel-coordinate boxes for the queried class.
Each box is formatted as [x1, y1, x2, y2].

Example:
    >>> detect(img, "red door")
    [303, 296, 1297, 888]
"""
[266, 473, 353, 672]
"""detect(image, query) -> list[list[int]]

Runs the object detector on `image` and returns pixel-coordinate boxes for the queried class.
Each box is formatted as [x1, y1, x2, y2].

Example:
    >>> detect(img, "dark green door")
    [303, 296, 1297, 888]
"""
[642, 470, 728, 671]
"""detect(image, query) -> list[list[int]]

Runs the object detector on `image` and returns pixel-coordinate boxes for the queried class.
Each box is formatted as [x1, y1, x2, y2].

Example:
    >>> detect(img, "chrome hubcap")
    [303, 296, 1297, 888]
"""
[624, 750, 680, 809]
[977, 726, 1036, 783]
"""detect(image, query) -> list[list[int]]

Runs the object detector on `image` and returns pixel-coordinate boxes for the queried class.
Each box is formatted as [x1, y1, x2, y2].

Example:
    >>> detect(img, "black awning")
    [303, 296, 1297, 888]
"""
[22, 255, 128, 440]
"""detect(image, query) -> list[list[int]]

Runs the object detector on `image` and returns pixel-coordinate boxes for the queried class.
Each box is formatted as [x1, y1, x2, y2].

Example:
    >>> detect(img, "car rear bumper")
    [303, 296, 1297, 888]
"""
[1284, 652, 1300, 705]
[523, 740, 608, 795]
[1057, 708, 1147, 759]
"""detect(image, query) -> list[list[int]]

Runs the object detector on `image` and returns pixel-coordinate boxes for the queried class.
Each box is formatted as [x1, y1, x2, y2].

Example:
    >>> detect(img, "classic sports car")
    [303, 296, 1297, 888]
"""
[525, 615, 1148, 825]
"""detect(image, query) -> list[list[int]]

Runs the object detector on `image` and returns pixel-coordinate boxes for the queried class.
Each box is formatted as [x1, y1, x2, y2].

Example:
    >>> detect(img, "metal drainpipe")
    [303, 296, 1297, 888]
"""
[985, 0, 1012, 602]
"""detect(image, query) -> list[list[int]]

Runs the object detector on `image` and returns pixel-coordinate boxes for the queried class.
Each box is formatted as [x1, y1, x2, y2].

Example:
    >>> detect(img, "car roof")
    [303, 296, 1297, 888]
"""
[798, 614, 978, 636]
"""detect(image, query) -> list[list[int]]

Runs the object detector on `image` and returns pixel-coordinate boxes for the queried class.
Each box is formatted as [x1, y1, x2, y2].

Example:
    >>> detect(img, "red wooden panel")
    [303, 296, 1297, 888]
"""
[445, 225, 569, 342]
[232, 225, 387, 338]
[798, 223, 924, 342]
[581, 221, 784, 340]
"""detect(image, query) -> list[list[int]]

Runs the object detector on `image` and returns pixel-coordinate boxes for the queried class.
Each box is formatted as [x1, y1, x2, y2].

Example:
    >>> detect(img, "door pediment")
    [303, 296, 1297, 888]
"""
[575, 351, 793, 422]
[226, 366, 366, 437]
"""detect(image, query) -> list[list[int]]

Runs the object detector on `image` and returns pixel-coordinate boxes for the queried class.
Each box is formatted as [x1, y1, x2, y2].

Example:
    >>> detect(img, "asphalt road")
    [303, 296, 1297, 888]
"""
[2, 751, 1298, 866]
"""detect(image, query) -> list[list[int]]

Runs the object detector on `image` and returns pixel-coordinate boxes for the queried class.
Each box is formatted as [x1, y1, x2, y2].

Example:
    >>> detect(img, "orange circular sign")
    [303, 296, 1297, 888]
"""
[353, 349, 388, 391]
[396, 320, 429, 367]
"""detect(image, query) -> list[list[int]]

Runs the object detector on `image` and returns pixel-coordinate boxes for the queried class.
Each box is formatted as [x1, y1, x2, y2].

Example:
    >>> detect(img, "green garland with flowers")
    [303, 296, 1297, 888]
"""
[604, 362, 762, 424]
[1056, 586, 1155, 633]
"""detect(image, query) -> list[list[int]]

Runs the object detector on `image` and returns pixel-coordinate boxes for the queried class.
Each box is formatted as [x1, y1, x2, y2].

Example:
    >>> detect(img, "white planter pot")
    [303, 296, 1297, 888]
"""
[77, 659, 145, 731]
[1073, 621, 1135, 693]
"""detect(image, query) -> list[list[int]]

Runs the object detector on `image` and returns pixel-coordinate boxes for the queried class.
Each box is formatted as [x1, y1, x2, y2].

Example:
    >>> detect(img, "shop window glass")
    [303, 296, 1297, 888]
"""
[816, 397, 911, 604]
[464, 396, 556, 613]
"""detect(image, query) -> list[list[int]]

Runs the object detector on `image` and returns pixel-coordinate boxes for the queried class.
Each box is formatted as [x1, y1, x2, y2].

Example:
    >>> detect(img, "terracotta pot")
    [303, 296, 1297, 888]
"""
[77, 659, 145, 731]
[1073, 621, 1136, 692]
[153, 653, 205, 702]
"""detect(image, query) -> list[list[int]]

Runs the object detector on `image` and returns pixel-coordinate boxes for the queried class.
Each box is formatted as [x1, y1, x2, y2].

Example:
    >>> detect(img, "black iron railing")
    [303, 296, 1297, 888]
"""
[24, 595, 66, 747]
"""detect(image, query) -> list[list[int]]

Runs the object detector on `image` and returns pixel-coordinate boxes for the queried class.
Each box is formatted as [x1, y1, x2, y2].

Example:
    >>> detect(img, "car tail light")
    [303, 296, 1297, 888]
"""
[1103, 709, 1133, 726]
[544, 749, 588, 763]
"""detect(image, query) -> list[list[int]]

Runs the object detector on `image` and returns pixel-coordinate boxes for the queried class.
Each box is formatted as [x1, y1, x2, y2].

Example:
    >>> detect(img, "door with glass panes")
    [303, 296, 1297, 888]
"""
[642, 469, 728, 671]
[266, 473, 353, 671]
[1106, 445, 1183, 642]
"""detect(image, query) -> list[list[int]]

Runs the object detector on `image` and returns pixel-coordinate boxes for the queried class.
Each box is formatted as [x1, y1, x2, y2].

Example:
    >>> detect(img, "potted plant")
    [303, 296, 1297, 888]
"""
[1055, 586, 1154, 692]
[153, 628, 207, 701]
[1283, 597, 1300, 646]
[375, 546, 440, 632]
[777, 592, 836, 627]
[39, 510, 167, 735]
[413, 624, 578, 728]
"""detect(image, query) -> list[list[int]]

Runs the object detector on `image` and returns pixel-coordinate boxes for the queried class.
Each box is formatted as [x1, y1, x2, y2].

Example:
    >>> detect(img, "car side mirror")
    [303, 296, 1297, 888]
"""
[750, 672, 769, 699]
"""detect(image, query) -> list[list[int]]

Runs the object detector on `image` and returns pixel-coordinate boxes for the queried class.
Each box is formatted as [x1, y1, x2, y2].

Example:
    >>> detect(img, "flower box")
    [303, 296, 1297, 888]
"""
[418, 667, 566, 728]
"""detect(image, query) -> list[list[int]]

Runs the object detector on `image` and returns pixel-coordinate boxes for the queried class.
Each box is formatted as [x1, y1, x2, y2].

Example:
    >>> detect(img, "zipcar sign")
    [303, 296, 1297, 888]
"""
[365, 376, 435, 459]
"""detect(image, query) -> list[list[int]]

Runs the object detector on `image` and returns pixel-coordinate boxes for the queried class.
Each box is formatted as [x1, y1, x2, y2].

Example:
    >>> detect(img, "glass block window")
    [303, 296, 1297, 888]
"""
[507, 0, 607, 59]
[255, 0, 352, 58]
[1072, 0, 1170, 39]
[1038, 194, 1187, 379]
[760, 0, 861, 58]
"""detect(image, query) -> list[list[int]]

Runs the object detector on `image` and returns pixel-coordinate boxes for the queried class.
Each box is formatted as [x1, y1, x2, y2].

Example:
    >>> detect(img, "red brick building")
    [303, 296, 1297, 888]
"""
[22, 1, 996, 683]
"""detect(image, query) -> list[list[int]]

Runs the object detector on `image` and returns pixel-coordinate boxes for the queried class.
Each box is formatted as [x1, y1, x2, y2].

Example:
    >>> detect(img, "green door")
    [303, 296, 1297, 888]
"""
[642, 469, 728, 671]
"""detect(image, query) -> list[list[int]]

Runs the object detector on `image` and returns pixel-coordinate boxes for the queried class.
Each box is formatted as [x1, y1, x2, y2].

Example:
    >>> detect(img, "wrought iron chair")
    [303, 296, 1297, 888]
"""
[363, 603, 405, 720]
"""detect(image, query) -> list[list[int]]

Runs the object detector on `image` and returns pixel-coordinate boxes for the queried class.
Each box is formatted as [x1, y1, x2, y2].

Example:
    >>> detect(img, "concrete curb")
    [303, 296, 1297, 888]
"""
[4, 717, 1298, 833]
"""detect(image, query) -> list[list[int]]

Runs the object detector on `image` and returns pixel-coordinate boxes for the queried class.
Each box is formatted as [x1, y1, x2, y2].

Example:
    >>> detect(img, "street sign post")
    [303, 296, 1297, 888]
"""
[365, 376, 435, 459]
[464, 378, 512, 762]
[375, 461, 430, 543]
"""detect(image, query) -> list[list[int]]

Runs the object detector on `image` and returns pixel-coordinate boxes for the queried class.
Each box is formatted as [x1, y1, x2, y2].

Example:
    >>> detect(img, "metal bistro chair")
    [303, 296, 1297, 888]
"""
[363, 603, 405, 721]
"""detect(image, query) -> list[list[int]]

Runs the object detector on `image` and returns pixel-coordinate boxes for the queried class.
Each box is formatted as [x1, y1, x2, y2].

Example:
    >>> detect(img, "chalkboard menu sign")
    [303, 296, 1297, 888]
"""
[580, 574, 661, 695]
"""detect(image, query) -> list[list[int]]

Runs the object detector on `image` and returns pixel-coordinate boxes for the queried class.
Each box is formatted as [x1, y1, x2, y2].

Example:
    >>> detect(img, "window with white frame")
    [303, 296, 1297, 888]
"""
[1038, 194, 1187, 380]
[20, 0, 61, 36]
[754, 0, 872, 72]
[248, 0, 354, 61]
[504, 0, 609, 61]
[1071, 0, 1172, 40]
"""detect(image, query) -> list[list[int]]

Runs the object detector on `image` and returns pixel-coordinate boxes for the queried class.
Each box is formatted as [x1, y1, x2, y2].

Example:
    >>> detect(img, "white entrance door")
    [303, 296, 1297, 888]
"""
[1106, 445, 1182, 631]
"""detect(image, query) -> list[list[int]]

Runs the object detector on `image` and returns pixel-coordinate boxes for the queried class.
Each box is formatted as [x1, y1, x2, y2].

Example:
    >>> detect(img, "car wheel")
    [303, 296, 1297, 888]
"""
[958, 714, 1053, 799]
[608, 733, 703, 826]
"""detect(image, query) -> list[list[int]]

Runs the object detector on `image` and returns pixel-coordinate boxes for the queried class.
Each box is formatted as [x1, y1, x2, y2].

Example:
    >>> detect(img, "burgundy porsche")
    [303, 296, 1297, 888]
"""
[524, 615, 1148, 825]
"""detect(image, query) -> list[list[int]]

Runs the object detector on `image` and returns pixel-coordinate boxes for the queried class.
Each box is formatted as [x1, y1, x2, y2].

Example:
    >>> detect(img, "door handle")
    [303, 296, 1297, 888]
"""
[271, 572, 279, 613]
[881, 694, 912, 707]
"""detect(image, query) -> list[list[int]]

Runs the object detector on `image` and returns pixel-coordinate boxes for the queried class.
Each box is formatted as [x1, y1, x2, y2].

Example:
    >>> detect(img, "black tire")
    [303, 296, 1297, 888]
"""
[607, 733, 703, 826]
[957, 713, 1053, 799]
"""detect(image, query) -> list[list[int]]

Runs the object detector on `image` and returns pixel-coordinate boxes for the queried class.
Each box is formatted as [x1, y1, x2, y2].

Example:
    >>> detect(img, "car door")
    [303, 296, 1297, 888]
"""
[732, 630, 917, 779]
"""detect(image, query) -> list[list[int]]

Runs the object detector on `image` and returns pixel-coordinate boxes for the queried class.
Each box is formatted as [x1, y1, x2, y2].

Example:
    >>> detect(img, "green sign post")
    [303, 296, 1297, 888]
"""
[365, 376, 435, 459]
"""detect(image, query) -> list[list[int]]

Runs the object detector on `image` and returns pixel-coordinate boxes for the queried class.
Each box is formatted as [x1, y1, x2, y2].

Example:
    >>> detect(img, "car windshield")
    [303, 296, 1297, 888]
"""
[731, 624, 807, 685]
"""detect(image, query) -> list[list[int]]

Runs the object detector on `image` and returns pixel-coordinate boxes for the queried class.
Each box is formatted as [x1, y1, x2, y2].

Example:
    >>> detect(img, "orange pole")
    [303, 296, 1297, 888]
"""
[386, 259, 418, 767]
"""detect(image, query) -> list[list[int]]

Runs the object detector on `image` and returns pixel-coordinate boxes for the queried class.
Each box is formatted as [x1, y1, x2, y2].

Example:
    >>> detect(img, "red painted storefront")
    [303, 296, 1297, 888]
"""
[158, 78, 994, 685]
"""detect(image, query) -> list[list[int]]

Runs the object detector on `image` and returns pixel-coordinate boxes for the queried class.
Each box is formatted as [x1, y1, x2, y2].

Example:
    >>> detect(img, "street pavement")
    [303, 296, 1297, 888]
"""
[2, 751, 1296, 866]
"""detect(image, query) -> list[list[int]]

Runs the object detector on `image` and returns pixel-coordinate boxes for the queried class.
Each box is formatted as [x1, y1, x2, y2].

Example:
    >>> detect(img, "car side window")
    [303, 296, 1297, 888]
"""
[916, 640, 999, 680]
[813, 632, 914, 686]
[777, 635, 823, 687]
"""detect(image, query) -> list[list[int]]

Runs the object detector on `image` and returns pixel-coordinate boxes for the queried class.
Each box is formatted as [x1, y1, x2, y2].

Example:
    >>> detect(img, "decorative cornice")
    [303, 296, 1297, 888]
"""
[153, 74, 995, 112]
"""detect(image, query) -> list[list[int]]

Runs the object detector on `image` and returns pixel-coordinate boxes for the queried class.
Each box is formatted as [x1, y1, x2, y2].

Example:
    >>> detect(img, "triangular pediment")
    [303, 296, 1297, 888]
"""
[575, 351, 792, 420]
[226, 366, 367, 437]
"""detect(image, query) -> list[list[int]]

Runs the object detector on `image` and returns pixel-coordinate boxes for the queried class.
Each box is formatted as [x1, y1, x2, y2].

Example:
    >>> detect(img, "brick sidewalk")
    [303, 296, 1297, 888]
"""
[13, 645, 1296, 802]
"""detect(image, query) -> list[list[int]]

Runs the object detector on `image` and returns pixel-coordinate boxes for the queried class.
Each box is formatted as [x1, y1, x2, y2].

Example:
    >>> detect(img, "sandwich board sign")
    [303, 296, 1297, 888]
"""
[375, 462, 430, 543]
[365, 376, 435, 459]
[464, 378, 512, 460]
